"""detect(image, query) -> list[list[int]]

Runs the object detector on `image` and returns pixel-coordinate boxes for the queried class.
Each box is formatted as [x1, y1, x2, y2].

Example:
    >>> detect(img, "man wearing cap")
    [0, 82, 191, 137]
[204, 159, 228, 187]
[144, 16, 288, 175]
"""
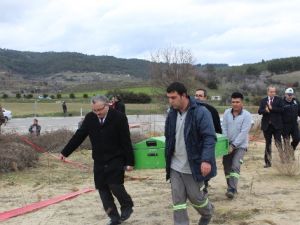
[282, 88, 300, 159]
[258, 86, 284, 168]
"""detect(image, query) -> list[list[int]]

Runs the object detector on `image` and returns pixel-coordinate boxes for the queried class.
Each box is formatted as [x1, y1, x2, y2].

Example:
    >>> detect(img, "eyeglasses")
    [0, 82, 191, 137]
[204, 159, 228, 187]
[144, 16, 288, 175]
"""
[287, 93, 293, 96]
[93, 104, 107, 113]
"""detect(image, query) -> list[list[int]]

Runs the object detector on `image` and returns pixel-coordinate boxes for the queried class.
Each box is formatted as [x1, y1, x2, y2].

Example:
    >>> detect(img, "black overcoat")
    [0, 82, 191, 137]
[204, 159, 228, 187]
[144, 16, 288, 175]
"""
[61, 108, 134, 189]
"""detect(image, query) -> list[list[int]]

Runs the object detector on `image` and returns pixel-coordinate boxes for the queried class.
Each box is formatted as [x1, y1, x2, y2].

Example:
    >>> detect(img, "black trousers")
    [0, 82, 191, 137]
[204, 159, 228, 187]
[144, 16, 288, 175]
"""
[98, 184, 133, 222]
[282, 123, 300, 150]
[263, 124, 282, 166]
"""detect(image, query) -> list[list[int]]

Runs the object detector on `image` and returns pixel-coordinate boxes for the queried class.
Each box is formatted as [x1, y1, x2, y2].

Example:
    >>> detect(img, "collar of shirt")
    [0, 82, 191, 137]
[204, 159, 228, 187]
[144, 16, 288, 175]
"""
[99, 115, 107, 124]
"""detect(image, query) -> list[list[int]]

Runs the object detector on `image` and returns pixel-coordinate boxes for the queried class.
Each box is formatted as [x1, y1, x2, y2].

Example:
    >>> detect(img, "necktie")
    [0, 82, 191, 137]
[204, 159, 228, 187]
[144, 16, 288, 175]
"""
[100, 118, 104, 126]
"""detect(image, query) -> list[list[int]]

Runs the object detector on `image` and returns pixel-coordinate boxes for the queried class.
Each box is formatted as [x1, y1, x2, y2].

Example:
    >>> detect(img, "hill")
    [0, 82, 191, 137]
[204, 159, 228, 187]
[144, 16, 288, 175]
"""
[0, 48, 150, 79]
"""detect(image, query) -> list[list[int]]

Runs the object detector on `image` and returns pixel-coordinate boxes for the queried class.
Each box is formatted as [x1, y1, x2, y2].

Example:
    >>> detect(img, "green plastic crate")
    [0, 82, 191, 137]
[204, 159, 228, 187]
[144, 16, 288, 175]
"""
[133, 136, 166, 169]
[133, 134, 229, 169]
[215, 133, 229, 157]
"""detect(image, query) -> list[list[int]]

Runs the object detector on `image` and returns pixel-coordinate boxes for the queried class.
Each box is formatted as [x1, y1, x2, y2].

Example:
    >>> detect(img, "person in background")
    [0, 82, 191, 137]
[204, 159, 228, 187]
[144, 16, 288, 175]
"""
[62, 101, 67, 116]
[222, 92, 252, 199]
[60, 95, 134, 225]
[114, 95, 126, 114]
[258, 86, 284, 168]
[282, 88, 300, 160]
[165, 82, 216, 225]
[29, 118, 41, 136]
[109, 96, 116, 109]
[194, 88, 222, 194]
[0, 105, 5, 133]
[194, 88, 222, 134]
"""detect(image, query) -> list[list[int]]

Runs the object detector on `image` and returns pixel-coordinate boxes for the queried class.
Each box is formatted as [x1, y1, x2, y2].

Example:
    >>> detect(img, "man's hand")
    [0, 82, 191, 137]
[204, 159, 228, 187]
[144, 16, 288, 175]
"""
[200, 162, 211, 177]
[125, 166, 134, 171]
[60, 153, 66, 162]
[228, 144, 235, 154]
[267, 102, 272, 111]
[265, 105, 270, 113]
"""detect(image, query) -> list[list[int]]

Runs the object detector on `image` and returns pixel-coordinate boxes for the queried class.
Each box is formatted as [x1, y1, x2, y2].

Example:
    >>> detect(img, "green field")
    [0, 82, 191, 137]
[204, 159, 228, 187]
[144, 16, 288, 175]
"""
[64, 86, 161, 98]
[1, 101, 259, 118]
[1, 102, 166, 117]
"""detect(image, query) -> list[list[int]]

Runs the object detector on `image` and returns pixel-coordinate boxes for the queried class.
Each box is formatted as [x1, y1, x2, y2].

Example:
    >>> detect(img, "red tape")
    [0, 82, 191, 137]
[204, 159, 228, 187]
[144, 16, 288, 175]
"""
[0, 188, 95, 222]
[16, 133, 90, 170]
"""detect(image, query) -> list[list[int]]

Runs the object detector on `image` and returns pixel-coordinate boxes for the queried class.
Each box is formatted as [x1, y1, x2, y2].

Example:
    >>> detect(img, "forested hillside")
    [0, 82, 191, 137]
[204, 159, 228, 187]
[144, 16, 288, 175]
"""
[0, 48, 150, 78]
[1, 48, 300, 79]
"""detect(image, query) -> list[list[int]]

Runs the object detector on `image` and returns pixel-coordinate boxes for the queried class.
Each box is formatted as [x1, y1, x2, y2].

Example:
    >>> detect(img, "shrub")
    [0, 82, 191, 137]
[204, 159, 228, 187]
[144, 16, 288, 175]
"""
[69, 93, 75, 99]
[56, 93, 62, 99]
[207, 80, 218, 89]
[26, 94, 33, 99]
[30, 129, 91, 152]
[16, 93, 21, 98]
[83, 93, 89, 98]
[2, 93, 8, 99]
[0, 134, 39, 172]
[106, 90, 151, 103]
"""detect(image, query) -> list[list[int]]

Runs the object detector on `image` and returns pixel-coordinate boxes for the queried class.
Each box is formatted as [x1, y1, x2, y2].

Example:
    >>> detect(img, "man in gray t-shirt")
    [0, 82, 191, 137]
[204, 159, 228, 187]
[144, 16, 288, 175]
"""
[165, 82, 216, 225]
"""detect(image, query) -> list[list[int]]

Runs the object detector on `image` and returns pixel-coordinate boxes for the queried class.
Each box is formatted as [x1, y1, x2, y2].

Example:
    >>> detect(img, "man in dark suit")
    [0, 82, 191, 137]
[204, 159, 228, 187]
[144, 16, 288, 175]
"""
[258, 86, 284, 168]
[60, 95, 134, 225]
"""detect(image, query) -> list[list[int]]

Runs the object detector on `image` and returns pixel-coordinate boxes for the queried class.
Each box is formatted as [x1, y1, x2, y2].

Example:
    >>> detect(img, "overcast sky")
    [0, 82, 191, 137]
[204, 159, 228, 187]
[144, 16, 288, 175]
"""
[0, 0, 300, 65]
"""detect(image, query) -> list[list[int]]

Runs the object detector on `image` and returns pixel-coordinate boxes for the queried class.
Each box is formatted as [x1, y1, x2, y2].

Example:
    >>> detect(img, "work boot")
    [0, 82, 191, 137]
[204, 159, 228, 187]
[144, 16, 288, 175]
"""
[198, 204, 214, 225]
[225, 188, 236, 199]
[198, 216, 212, 225]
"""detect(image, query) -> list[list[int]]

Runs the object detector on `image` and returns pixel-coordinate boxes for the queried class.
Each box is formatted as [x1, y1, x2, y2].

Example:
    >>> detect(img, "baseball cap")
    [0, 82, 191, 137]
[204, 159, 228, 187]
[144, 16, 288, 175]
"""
[285, 88, 294, 94]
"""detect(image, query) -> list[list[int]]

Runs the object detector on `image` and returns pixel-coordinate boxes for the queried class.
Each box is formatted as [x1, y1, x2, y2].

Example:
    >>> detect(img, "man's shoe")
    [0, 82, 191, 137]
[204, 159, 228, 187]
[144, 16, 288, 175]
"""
[106, 219, 121, 225]
[198, 216, 212, 225]
[264, 164, 271, 168]
[120, 207, 133, 221]
[225, 191, 235, 199]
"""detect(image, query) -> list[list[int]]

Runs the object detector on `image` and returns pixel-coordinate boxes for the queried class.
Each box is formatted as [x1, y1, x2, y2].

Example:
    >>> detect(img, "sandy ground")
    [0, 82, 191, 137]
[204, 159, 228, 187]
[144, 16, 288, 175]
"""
[1, 141, 300, 225]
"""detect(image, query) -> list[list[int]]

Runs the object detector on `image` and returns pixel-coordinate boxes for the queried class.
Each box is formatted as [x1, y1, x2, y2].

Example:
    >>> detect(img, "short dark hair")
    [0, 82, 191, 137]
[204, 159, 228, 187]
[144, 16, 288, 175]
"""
[196, 88, 207, 97]
[231, 92, 244, 100]
[166, 82, 187, 96]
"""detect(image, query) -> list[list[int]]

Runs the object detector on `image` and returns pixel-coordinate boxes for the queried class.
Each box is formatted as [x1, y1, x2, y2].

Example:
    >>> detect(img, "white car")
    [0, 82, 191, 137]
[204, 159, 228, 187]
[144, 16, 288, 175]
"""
[2, 108, 12, 122]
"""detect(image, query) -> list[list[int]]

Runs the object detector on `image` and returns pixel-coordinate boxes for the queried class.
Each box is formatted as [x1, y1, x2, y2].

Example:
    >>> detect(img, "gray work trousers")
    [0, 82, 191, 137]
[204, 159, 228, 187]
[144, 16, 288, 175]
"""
[222, 148, 246, 192]
[170, 169, 214, 225]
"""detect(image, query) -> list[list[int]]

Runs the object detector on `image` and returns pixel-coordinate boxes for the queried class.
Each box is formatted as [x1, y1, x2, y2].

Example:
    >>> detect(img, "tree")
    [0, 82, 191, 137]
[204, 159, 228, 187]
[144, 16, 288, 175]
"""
[83, 93, 89, 98]
[2, 93, 8, 99]
[16, 93, 21, 98]
[69, 93, 75, 99]
[150, 47, 198, 102]
[56, 93, 62, 99]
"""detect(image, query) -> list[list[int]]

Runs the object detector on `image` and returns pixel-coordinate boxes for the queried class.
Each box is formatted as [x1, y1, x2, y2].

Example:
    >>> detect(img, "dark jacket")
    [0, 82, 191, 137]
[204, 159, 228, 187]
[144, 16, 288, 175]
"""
[258, 96, 284, 131]
[0, 106, 5, 125]
[201, 102, 222, 134]
[165, 97, 217, 182]
[115, 100, 126, 114]
[29, 124, 41, 136]
[282, 98, 300, 124]
[61, 108, 134, 188]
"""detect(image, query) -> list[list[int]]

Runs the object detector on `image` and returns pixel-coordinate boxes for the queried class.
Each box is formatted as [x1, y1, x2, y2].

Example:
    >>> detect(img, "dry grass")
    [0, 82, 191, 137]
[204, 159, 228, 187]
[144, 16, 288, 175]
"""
[274, 140, 300, 176]
[28, 129, 91, 152]
[0, 134, 39, 172]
